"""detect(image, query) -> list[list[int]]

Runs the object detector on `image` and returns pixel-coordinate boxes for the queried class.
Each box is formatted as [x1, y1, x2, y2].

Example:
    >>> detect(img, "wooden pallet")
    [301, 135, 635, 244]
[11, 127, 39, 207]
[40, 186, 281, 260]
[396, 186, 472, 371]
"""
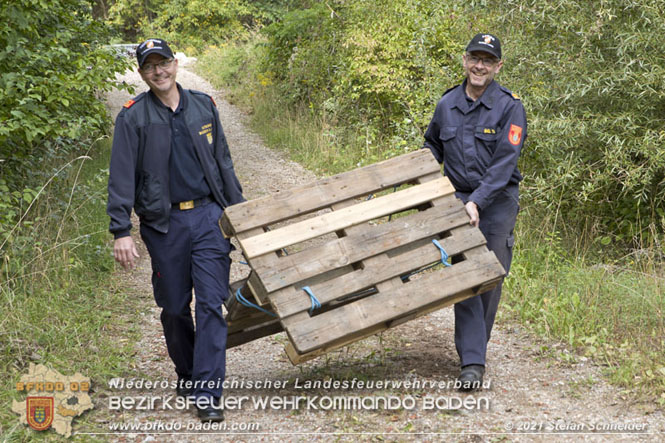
[222, 150, 505, 363]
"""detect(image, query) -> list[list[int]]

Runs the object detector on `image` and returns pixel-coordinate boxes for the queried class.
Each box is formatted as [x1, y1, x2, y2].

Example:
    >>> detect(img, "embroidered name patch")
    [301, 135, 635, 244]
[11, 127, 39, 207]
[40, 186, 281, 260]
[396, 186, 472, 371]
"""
[199, 123, 213, 145]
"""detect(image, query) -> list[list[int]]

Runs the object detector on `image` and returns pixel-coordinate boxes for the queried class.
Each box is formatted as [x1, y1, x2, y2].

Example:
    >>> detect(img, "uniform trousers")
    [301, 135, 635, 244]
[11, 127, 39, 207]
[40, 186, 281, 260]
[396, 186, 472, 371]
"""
[140, 201, 230, 400]
[454, 185, 519, 367]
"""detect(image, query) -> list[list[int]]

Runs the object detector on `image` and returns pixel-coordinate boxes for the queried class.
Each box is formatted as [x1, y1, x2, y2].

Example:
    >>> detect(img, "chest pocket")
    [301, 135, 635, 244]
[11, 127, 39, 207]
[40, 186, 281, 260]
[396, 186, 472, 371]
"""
[440, 126, 457, 142]
[474, 126, 498, 141]
[474, 125, 499, 151]
[474, 126, 499, 169]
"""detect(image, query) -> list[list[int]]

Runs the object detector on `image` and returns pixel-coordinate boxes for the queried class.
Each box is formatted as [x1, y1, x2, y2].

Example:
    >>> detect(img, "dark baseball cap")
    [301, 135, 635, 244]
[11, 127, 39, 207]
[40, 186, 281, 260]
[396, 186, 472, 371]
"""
[136, 38, 174, 67]
[465, 33, 501, 59]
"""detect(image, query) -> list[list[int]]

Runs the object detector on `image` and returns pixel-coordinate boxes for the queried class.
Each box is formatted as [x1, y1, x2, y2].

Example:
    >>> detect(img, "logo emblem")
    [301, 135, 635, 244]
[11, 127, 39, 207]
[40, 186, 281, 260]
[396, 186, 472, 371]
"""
[146, 40, 155, 49]
[483, 35, 493, 45]
[508, 124, 523, 146]
[27, 397, 54, 431]
[206, 133, 213, 145]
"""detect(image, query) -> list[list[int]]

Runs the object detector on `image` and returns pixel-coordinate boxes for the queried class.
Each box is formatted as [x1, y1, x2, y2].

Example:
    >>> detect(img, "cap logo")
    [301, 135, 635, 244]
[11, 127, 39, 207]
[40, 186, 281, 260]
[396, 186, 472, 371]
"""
[481, 35, 495, 48]
[146, 40, 154, 49]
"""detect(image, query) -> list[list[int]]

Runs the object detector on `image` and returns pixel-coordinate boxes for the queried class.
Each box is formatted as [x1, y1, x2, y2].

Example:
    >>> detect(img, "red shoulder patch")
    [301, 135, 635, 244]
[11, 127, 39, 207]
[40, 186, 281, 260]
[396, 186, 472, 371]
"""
[508, 124, 523, 146]
[210, 96, 216, 107]
[123, 99, 136, 109]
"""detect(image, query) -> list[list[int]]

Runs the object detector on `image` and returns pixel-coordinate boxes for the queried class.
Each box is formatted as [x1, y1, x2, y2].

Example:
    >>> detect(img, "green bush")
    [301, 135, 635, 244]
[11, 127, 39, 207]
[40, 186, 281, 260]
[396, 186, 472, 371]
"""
[106, 0, 289, 49]
[492, 0, 665, 246]
[260, 0, 478, 163]
[0, 0, 129, 237]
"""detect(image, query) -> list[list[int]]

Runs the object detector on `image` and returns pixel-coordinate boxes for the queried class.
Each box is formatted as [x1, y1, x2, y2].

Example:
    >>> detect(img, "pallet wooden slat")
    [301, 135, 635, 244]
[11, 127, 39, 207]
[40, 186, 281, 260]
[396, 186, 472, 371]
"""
[227, 320, 283, 349]
[239, 177, 454, 259]
[269, 225, 487, 318]
[285, 288, 481, 365]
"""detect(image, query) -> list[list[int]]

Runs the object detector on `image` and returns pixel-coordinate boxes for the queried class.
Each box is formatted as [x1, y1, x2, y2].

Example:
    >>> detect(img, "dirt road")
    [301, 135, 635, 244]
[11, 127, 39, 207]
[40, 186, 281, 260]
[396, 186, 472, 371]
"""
[99, 61, 663, 441]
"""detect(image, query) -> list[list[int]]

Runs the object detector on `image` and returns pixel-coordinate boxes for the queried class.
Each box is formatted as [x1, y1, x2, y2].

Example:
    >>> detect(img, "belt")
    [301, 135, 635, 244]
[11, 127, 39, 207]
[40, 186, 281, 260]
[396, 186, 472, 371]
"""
[172, 196, 213, 211]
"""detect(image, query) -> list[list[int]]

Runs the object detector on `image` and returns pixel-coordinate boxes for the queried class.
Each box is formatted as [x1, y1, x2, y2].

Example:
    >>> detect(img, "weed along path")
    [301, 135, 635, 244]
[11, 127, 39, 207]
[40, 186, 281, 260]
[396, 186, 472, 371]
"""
[101, 61, 663, 442]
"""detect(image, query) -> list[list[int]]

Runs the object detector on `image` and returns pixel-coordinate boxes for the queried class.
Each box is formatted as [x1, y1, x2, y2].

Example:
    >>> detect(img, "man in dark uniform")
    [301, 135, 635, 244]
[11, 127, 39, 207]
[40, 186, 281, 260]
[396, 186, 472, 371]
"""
[107, 38, 245, 421]
[423, 33, 526, 390]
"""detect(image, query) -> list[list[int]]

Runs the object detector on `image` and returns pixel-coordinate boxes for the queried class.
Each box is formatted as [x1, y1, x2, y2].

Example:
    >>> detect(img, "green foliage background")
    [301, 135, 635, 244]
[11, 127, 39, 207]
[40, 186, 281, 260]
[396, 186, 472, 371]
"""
[218, 0, 665, 248]
[499, 0, 665, 246]
[105, 0, 290, 49]
[0, 0, 129, 238]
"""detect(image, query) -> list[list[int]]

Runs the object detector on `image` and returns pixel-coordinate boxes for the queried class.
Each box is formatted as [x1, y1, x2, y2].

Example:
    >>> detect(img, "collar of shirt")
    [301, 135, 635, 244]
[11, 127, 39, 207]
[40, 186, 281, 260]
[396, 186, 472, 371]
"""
[451, 79, 498, 113]
[148, 83, 188, 114]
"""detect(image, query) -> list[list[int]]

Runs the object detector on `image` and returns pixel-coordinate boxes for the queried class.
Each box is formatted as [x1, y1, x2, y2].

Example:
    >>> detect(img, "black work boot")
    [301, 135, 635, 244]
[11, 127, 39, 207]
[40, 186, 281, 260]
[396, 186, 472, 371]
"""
[457, 364, 485, 392]
[176, 378, 194, 398]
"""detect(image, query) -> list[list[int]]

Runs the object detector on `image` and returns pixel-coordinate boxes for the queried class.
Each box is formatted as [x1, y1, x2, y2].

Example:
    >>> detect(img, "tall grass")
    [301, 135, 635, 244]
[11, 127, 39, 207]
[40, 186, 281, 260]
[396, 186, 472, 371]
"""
[0, 139, 142, 438]
[504, 208, 665, 399]
[196, 45, 665, 403]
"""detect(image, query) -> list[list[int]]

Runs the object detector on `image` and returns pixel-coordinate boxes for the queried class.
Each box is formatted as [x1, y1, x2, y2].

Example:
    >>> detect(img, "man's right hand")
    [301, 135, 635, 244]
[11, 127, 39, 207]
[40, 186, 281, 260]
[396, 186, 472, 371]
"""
[465, 201, 480, 228]
[113, 236, 139, 270]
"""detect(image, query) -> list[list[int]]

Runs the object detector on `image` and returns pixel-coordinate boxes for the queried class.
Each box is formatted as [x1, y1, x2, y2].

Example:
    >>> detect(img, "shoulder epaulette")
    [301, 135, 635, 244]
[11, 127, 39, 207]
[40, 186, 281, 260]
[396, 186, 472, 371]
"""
[122, 92, 147, 109]
[191, 89, 216, 106]
[499, 85, 520, 100]
[441, 85, 458, 98]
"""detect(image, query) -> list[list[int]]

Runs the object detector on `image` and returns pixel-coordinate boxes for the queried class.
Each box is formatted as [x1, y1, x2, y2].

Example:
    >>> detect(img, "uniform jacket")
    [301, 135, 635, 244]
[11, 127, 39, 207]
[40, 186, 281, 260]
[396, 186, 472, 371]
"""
[424, 79, 526, 210]
[107, 85, 244, 238]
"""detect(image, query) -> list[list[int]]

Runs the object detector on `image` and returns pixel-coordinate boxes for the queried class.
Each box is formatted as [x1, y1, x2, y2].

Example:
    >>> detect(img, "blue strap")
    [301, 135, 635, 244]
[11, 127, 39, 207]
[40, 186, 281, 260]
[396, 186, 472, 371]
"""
[235, 287, 277, 317]
[400, 239, 454, 281]
[301, 286, 321, 314]
[432, 239, 452, 267]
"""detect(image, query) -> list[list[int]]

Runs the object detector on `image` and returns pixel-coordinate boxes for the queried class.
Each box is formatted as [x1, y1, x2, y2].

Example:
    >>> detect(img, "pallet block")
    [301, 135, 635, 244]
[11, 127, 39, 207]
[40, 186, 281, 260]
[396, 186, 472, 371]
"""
[222, 150, 505, 363]
[225, 279, 281, 349]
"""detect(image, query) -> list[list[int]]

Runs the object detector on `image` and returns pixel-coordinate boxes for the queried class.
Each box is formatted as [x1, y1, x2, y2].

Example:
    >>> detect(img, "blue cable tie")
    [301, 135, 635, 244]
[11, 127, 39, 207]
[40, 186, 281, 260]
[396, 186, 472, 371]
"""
[239, 261, 249, 265]
[302, 286, 321, 314]
[235, 287, 277, 317]
[432, 239, 452, 267]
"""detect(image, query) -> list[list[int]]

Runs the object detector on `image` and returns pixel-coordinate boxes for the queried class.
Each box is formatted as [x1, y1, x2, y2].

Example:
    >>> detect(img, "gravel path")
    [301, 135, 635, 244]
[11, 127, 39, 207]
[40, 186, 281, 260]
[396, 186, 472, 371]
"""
[99, 59, 664, 442]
